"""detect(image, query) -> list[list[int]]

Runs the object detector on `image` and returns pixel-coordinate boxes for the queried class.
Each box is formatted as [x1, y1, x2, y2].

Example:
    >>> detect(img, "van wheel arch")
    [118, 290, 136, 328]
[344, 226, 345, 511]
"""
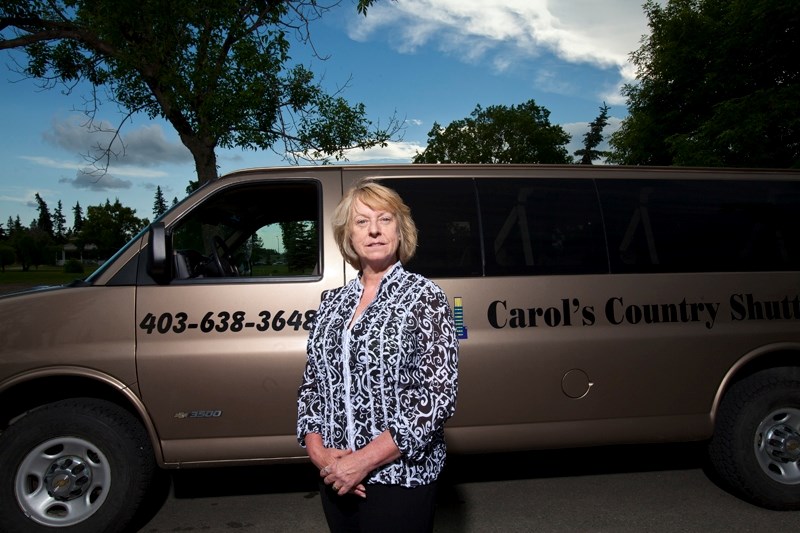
[0, 398, 159, 533]
[709, 366, 800, 510]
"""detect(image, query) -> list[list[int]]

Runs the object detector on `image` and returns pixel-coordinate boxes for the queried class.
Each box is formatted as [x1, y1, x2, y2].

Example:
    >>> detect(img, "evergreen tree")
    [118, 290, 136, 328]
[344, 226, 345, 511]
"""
[153, 186, 168, 217]
[53, 200, 67, 243]
[72, 202, 85, 234]
[34, 193, 54, 237]
[280, 221, 317, 274]
[574, 103, 610, 165]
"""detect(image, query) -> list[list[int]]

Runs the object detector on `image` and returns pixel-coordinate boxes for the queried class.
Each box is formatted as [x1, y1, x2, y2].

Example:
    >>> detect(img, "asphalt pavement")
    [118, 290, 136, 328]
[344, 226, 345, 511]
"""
[136, 443, 800, 532]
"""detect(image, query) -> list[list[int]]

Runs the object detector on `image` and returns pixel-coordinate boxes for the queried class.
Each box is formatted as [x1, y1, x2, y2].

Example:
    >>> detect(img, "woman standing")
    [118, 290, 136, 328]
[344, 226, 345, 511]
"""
[297, 180, 459, 532]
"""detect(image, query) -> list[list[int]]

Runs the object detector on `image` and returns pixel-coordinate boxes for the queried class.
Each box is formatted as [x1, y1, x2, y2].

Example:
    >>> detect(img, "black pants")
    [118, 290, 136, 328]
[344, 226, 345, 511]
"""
[319, 481, 438, 533]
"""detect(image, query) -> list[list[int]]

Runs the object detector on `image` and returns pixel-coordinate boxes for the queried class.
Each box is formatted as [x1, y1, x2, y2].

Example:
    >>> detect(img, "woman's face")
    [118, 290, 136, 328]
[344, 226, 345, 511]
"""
[349, 198, 400, 274]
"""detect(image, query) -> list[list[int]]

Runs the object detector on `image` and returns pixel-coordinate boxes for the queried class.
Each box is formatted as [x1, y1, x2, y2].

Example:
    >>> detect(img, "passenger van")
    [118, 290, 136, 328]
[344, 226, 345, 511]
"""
[1, 165, 799, 532]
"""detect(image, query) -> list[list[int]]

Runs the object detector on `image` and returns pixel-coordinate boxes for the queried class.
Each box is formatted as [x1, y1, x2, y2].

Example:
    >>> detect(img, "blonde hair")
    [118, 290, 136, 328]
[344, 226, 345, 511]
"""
[333, 180, 418, 270]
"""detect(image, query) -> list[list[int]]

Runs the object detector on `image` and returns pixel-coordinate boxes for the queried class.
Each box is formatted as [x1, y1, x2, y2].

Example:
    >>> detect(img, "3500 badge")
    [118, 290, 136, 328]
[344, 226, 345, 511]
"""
[138, 309, 317, 334]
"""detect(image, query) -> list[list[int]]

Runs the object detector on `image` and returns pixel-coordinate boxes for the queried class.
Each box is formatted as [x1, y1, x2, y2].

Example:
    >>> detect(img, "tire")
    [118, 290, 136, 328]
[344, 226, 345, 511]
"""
[709, 367, 800, 510]
[0, 398, 158, 533]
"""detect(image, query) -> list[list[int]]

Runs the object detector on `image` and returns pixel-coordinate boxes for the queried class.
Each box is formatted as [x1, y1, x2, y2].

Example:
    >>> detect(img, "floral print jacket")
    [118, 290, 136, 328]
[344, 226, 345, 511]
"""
[297, 262, 458, 487]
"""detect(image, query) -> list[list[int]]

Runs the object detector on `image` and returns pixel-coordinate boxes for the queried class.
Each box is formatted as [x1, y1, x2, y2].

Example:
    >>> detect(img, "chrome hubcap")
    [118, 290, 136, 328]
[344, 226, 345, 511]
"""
[755, 408, 800, 485]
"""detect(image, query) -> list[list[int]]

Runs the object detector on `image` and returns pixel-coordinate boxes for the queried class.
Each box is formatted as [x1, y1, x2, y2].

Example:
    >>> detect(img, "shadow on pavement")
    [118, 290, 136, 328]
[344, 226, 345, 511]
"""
[127, 442, 710, 532]
[167, 441, 708, 500]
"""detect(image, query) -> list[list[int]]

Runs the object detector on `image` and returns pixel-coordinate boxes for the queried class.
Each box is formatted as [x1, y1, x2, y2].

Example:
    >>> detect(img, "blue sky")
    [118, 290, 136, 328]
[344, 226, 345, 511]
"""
[0, 1, 652, 229]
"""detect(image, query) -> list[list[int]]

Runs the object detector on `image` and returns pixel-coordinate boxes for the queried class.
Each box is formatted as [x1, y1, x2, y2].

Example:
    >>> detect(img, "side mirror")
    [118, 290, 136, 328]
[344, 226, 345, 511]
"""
[147, 222, 172, 284]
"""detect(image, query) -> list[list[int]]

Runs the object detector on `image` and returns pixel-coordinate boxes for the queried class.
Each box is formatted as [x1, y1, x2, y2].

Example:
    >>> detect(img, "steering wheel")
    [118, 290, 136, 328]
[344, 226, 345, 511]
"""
[208, 235, 239, 277]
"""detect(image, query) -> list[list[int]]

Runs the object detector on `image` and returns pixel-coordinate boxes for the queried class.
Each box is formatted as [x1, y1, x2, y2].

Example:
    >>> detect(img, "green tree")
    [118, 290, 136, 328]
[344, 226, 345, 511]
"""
[34, 193, 53, 237]
[81, 199, 148, 258]
[608, 0, 800, 168]
[71, 201, 84, 235]
[0, 221, 11, 271]
[574, 103, 610, 165]
[10, 225, 50, 271]
[0, 0, 398, 184]
[413, 100, 571, 164]
[0, 244, 14, 271]
[153, 185, 168, 217]
[280, 221, 317, 273]
[53, 200, 67, 243]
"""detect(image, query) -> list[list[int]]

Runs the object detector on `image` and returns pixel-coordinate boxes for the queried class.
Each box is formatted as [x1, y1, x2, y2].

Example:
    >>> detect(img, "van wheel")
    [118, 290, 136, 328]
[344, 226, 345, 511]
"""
[709, 367, 800, 510]
[0, 398, 157, 533]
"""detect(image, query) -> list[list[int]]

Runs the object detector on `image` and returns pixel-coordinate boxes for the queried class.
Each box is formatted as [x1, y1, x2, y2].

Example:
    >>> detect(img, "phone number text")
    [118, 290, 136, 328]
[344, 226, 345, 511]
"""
[139, 310, 317, 335]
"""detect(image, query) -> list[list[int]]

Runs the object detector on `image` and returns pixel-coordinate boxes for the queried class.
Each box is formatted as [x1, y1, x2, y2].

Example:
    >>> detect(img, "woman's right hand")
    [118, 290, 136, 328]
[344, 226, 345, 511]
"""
[304, 433, 367, 497]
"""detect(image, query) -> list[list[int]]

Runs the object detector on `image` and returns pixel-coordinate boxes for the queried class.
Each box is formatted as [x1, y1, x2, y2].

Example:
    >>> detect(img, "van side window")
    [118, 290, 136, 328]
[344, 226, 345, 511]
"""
[478, 178, 607, 276]
[598, 179, 800, 273]
[380, 178, 481, 278]
[170, 181, 320, 280]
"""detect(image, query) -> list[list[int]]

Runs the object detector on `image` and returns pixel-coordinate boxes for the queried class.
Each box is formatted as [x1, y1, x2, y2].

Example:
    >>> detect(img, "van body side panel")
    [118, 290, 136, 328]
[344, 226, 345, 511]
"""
[0, 286, 137, 386]
[135, 173, 346, 464]
[135, 279, 339, 453]
[443, 415, 713, 454]
[435, 272, 800, 449]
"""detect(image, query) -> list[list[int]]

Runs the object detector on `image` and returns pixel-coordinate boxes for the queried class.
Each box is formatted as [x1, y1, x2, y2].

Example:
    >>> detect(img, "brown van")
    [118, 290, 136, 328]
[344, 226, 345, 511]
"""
[1, 164, 799, 532]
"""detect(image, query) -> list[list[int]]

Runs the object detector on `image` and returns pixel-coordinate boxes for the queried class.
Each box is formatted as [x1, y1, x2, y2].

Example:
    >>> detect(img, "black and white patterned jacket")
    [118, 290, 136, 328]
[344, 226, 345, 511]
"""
[297, 262, 458, 487]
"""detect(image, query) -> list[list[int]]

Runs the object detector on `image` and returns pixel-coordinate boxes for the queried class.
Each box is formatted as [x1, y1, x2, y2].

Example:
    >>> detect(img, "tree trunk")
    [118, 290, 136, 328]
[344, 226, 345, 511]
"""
[181, 134, 220, 184]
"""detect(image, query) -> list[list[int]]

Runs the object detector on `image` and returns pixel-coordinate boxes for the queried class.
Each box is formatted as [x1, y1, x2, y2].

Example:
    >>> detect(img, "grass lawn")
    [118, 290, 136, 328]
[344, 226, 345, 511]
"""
[0, 265, 96, 295]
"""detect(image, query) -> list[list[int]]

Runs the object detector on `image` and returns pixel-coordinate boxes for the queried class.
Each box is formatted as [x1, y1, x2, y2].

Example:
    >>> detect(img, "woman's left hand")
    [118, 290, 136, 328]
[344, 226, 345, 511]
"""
[321, 453, 369, 498]
[321, 431, 402, 498]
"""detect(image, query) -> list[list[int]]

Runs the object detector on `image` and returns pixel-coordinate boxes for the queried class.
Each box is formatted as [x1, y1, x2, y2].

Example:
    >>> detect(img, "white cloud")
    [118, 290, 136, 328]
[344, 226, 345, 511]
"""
[348, 0, 649, 86]
[342, 140, 425, 162]
[59, 171, 133, 192]
[20, 155, 168, 178]
[0, 192, 35, 209]
[18, 118, 188, 193]
[42, 116, 192, 169]
[19, 156, 85, 173]
[534, 69, 579, 96]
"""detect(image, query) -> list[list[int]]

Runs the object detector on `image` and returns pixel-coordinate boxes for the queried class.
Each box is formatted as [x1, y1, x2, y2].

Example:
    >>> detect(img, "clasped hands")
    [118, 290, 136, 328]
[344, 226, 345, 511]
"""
[319, 449, 368, 498]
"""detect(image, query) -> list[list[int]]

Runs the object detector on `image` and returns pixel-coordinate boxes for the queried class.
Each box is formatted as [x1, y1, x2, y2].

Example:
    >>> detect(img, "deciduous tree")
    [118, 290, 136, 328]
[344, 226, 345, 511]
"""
[413, 100, 570, 164]
[81, 199, 148, 257]
[608, 0, 800, 168]
[0, 0, 398, 183]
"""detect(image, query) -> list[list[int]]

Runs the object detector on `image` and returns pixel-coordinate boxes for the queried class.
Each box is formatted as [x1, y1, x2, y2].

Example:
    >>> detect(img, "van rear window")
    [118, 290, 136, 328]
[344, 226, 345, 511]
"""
[477, 178, 607, 276]
[381, 178, 481, 278]
[386, 177, 608, 278]
[598, 179, 800, 273]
